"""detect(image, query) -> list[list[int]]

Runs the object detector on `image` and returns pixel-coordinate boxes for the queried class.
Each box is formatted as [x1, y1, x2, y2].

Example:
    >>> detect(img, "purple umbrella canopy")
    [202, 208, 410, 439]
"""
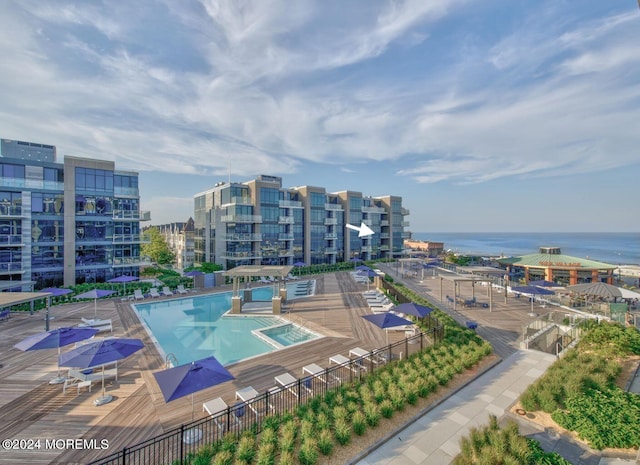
[391, 302, 433, 319]
[528, 280, 559, 288]
[153, 356, 235, 438]
[41, 287, 73, 296]
[358, 269, 378, 278]
[362, 313, 413, 344]
[15, 326, 99, 384]
[293, 261, 307, 267]
[184, 270, 205, 277]
[59, 338, 144, 405]
[511, 286, 555, 315]
[355, 265, 372, 271]
[74, 289, 116, 319]
[107, 275, 139, 283]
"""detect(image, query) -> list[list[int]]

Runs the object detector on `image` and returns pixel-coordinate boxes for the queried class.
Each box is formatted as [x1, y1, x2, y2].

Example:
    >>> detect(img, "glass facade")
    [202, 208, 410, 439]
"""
[0, 139, 148, 290]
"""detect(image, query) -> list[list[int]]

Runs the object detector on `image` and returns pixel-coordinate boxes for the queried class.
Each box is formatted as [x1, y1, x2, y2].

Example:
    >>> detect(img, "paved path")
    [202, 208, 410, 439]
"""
[354, 350, 556, 465]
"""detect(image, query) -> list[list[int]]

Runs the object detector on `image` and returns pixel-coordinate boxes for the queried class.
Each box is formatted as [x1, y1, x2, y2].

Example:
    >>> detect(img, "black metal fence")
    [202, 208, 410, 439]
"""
[88, 326, 443, 465]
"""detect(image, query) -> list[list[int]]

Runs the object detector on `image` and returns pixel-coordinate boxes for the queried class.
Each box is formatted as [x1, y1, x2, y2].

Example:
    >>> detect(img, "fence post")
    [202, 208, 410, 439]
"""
[179, 425, 184, 465]
[420, 331, 423, 350]
[121, 446, 127, 465]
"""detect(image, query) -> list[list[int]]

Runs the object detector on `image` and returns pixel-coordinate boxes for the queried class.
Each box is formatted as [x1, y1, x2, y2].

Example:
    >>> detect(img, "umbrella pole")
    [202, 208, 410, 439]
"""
[94, 298, 98, 319]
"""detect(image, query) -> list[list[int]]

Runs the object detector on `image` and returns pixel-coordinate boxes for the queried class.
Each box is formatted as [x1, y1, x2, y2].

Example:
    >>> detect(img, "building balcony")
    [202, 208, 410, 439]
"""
[362, 206, 386, 213]
[0, 207, 25, 218]
[221, 214, 263, 223]
[278, 233, 295, 241]
[0, 234, 25, 246]
[362, 219, 372, 226]
[324, 218, 338, 225]
[380, 220, 389, 226]
[324, 247, 337, 254]
[221, 250, 263, 259]
[113, 256, 152, 267]
[401, 232, 412, 238]
[324, 203, 344, 211]
[112, 210, 150, 221]
[222, 233, 263, 241]
[402, 221, 410, 227]
[0, 262, 24, 273]
[278, 216, 294, 224]
[278, 249, 294, 257]
[222, 197, 253, 207]
[279, 200, 303, 208]
[379, 245, 390, 251]
[401, 208, 410, 216]
[380, 233, 390, 239]
[324, 233, 338, 240]
[361, 246, 372, 252]
[112, 234, 151, 244]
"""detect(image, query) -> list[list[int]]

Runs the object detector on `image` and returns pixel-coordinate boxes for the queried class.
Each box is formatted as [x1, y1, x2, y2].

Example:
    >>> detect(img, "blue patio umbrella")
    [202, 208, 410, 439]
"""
[153, 356, 235, 443]
[511, 286, 555, 314]
[59, 338, 144, 405]
[355, 265, 372, 272]
[358, 269, 378, 278]
[184, 270, 205, 277]
[391, 302, 433, 319]
[362, 313, 413, 344]
[107, 275, 139, 295]
[74, 289, 116, 319]
[349, 257, 363, 263]
[14, 326, 99, 384]
[293, 261, 306, 267]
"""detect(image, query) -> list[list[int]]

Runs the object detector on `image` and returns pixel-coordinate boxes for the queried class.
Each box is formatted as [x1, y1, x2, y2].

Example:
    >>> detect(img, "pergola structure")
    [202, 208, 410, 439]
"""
[0, 292, 55, 330]
[223, 265, 293, 315]
[438, 275, 500, 312]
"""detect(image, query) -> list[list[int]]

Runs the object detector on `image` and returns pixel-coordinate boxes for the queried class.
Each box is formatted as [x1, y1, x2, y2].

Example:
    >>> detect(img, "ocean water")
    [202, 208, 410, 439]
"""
[410, 232, 640, 266]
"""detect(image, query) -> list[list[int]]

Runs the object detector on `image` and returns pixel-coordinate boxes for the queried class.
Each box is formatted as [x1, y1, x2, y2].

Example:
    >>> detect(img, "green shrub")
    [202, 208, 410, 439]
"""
[277, 451, 294, 465]
[278, 421, 297, 454]
[235, 436, 255, 464]
[260, 427, 277, 447]
[298, 438, 319, 465]
[380, 399, 394, 419]
[363, 402, 381, 427]
[334, 418, 351, 445]
[317, 429, 334, 456]
[255, 443, 275, 465]
[352, 410, 367, 436]
[211, 450, 233, 465]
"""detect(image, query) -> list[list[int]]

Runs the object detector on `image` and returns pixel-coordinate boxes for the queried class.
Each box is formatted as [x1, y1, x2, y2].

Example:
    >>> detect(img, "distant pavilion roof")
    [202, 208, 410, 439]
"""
[223, 265, 293, 278]
[497, 253, 616, 270]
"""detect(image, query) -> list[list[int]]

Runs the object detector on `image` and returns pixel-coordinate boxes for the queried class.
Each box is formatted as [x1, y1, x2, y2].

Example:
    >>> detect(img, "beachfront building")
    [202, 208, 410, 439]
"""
[404, 239, 445, 257]
[0, 138, 151, 292]
[497, 246, 618, 286]
[156, 218, 195, 271]
[193, 175, 409, 269]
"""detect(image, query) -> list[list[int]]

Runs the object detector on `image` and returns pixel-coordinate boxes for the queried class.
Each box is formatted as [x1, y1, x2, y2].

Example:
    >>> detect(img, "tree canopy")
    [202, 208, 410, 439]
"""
[141, 227, 175, 265]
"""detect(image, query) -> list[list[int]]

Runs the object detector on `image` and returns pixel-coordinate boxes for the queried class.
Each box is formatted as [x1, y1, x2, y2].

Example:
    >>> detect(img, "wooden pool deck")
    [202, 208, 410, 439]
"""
[0, 272, 410, 464]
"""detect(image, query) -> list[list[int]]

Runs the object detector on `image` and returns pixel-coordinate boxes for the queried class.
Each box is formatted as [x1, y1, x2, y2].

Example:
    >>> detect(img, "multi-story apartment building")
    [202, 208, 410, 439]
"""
[0, 138, 150, 291]
[156, 218, 195, 271]
[193, 175, 410, 269]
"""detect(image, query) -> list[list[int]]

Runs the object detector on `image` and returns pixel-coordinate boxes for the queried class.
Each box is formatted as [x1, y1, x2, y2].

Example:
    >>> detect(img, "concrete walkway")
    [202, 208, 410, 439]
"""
[355, 349, 556, 465]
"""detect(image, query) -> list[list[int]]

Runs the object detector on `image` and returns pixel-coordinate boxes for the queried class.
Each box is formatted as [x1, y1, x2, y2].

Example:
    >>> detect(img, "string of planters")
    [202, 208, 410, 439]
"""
[182, 281, 494, 465]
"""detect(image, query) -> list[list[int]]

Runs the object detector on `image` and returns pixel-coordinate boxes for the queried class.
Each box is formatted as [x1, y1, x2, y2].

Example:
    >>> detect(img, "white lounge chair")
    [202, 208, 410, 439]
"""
[161, 286, 173, 296]
[176, 284, 188, 295]
[133, 289, 145, 300]
[149, 288, 161, 298]
[203, 397, 231, 431]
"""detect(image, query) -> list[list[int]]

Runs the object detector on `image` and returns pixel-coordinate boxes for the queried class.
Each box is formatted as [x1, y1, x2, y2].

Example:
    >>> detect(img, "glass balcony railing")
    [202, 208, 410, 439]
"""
[221, 250, 263, 259]
[222, 233, 263, 241]
[113, 256, 152, 267]
[324, 203, 344, 211]
[324, 218, 338, 225]
[221, 215, 263, 223]
[0, 234, 24, 245]
[278, 216, 294, 224]
[0, 206, 24, 217]
[112, 234, 150, 244]
[278, 233, 295, 241]
[279, 200, 303, 208]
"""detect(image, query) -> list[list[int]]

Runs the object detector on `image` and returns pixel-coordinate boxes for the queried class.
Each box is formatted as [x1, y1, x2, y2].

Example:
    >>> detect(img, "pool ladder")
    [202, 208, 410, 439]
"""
[165, 353, 179, 368]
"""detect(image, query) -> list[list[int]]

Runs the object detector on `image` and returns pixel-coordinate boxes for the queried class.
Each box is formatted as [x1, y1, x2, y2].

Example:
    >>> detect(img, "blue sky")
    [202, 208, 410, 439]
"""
[1, 1, 639, 233]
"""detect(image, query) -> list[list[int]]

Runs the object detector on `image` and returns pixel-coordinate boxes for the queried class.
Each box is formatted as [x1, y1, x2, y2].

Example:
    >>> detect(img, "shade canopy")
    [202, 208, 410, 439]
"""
[107, 275, 139, 283]
[355, 265, 371, 271]
[184, 270, 205, 277]
[15, 327, 99, 352]
[153, 356, 235, 403]
[358, 269, 378, 278]
[41, 287, 73, 297]
[59, 338, 144, 368]
[293, 261, 307, 267]
[566, 282, 623, 299]
[349, 257, 363, 262]
[528, 280, 559, 288]
[511, 286, 555, 296]
[362, 313, 413, 329]
[391, 302, 433, 319]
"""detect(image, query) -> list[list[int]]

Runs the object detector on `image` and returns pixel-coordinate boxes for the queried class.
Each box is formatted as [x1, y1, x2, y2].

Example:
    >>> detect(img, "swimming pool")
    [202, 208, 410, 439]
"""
[133, 281, 319, 366]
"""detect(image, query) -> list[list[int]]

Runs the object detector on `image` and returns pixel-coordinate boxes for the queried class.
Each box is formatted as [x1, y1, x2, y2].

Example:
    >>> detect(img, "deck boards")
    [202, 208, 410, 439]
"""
[0, 272, 409, 463]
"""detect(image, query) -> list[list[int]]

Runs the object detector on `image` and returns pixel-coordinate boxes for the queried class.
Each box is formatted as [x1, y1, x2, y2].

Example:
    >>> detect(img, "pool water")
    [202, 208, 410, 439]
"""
[253, 323, 319, 348]
[133, 282, 318, 366]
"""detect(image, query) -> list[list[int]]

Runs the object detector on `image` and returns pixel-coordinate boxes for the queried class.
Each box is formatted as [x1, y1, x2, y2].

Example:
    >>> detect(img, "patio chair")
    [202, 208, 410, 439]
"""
[161, 286, 173, 296]
[176, 284, 188, 295]
[203, 397, 230, 431]
[149, 288, 161, 298]
[133, 289, 145, 300]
